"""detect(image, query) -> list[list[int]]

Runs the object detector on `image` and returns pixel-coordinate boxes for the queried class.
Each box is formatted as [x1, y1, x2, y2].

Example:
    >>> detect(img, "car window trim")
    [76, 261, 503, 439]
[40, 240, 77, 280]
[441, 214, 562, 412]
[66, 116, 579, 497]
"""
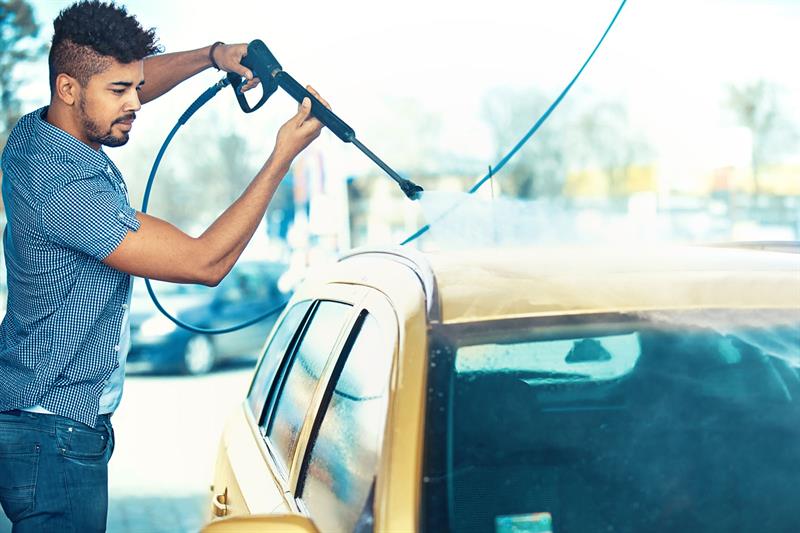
[262, 300, 326, 482]
[247, 299, 314, 423]
[294, 309, 369, 498]
[284, 296, 367, 492]
[259, 288, 367, 491]
[293, 289, 400, 527]
[258, 300, 320, 429]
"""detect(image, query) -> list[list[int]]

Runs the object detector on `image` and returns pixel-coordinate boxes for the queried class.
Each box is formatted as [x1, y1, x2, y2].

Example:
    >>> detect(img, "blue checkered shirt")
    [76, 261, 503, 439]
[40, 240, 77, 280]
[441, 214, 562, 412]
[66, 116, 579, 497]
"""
[0, 107, 140, 427]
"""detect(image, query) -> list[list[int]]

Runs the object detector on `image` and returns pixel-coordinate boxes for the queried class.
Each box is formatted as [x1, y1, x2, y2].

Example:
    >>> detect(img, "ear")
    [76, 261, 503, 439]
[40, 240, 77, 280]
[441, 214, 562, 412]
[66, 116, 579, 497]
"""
[54, 73, 80, 106]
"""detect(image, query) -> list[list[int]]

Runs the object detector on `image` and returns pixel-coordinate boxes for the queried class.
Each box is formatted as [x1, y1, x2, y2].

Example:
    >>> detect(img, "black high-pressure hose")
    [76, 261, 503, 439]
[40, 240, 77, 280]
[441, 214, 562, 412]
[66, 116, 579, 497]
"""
[143, 0, 627, 335]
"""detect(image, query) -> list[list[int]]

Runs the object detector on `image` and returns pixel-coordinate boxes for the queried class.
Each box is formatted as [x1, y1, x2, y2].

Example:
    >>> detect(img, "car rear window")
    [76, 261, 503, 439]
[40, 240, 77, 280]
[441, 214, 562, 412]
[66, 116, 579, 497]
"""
[423, 309, 800, 533]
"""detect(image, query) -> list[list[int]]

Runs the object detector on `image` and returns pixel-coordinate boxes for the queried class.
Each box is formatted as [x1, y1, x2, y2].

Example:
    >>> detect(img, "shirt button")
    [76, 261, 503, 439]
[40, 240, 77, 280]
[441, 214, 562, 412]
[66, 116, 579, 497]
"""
[117, 212, 125, 219]
[113, 345, 120, 352]
[122, 303, 128, 310]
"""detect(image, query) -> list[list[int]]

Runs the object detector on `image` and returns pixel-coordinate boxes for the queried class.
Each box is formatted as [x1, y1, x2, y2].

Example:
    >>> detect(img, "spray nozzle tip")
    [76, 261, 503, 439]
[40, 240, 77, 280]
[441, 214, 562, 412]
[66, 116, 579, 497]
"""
[400, 180, 423, 201]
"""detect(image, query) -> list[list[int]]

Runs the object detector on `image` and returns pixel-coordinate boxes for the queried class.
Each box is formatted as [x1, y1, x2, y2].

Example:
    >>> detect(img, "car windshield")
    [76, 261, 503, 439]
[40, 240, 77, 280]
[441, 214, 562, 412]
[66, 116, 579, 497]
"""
[422, 309, 800, 533]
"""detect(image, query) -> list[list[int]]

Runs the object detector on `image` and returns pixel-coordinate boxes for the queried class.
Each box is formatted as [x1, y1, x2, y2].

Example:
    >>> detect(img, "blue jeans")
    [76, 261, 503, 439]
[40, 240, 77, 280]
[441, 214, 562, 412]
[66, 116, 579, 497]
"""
[0, 410, 114, 532]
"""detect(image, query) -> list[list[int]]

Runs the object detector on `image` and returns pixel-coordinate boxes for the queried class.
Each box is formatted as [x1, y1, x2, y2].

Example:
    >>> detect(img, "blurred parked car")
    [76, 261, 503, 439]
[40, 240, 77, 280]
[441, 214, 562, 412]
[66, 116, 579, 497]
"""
[202, 245, 800, 533]
[128, 261, 290, 375]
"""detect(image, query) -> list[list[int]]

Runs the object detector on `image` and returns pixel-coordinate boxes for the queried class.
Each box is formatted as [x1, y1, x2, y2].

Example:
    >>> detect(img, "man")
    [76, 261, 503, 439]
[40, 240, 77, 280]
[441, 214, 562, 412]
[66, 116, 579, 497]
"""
[0, 1, 327, 531]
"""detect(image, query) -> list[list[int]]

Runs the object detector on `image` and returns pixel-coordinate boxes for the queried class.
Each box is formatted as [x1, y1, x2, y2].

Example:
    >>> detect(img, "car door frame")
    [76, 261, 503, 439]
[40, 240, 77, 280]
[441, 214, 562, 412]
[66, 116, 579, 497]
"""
[256, 282, 369, 510]
[290, 287, 400, 523]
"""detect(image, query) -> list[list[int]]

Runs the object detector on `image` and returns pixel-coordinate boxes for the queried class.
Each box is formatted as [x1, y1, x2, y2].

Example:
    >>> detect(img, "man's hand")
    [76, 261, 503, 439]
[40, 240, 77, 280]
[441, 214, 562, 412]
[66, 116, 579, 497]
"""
[213, 43, 261, 92]
[272, 85, 330, 163]
[140, 42, 262, 104]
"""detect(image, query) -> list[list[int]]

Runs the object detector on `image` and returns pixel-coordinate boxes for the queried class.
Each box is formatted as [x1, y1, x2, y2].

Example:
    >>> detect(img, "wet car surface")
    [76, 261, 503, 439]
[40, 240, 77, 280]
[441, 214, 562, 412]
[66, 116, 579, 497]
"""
[202, 245, 800, 533]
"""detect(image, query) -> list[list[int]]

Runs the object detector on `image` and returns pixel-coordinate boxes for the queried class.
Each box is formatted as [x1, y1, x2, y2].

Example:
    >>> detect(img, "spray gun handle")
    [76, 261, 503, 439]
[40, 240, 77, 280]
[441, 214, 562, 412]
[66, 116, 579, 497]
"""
[231, 39, 281, 113]
[274, 71, 355, 143]
[238, 40, 356, 142]
[226, 71, 276, 113]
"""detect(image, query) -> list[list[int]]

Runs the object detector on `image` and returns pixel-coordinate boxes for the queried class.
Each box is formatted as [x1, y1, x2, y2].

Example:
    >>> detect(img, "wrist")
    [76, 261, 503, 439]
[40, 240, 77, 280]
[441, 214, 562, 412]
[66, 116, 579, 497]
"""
[265, 150, 293, 175]
[209, 41, 224, 70]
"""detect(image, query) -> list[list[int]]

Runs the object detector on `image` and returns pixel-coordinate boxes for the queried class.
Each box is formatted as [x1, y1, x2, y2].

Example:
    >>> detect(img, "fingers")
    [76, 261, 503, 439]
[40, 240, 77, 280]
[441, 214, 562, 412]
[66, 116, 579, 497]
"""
[289, 86, 329, 135]
[240, 77, 261, 93]
[294, 85, 331, 113]
[306, 85, 331, 110]
[218, 44, 253, 79]
[293, 86, 328, 134]
[295, 97, 312, 127]
[275, 91, 326, 161]
[218, 43, 263, 92]
[230, 66, 254, 90]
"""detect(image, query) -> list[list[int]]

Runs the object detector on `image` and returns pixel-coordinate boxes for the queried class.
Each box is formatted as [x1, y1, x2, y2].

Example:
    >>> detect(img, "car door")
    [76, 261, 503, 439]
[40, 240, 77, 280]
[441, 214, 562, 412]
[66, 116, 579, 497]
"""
[290, 290, 399, 532]
[210, 283, 364, 519]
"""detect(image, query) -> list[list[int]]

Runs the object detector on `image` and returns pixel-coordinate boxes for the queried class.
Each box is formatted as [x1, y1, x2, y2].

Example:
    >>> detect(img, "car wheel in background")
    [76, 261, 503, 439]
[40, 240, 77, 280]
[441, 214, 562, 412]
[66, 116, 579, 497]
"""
[183, 335, 216, 375]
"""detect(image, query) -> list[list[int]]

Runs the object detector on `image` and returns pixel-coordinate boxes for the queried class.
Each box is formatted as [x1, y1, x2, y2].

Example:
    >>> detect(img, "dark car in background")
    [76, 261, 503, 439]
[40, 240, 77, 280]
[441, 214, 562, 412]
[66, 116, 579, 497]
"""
[128, 261, 290, 375]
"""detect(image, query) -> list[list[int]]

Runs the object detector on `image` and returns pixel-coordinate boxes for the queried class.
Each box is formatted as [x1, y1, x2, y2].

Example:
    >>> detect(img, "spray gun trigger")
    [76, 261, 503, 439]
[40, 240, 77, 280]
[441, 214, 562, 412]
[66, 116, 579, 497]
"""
[226, 71, 243, 90]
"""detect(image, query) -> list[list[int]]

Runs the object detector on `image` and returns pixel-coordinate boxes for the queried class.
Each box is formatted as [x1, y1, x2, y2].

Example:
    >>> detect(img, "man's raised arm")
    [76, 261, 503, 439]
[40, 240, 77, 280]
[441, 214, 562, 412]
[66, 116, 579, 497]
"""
[104, 88, 329, 286]
[138, 42, 260, 104]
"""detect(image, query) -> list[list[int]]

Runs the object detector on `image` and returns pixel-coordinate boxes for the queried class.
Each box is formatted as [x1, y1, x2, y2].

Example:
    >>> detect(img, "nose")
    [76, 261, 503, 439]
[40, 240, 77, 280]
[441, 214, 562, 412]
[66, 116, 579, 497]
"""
[125, 89, 142, 113]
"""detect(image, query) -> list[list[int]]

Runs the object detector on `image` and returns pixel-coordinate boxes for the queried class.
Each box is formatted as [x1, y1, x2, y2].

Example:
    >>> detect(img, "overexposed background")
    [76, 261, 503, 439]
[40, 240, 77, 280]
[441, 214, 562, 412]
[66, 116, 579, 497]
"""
[1, 1, 798, 531]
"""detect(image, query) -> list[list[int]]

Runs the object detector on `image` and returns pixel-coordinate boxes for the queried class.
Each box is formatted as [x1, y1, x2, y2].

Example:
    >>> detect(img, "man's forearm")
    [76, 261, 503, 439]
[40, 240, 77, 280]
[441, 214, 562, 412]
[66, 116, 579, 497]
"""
[196, 154, 291, 284]
[139, 45, 213, 104]
[191, 96, 323, 285]
[103, 91, 322, 286]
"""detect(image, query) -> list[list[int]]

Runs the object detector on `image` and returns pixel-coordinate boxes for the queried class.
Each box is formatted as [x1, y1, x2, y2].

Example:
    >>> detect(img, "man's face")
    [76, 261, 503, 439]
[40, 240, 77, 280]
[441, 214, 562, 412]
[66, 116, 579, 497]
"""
[76, 59, 144, 148]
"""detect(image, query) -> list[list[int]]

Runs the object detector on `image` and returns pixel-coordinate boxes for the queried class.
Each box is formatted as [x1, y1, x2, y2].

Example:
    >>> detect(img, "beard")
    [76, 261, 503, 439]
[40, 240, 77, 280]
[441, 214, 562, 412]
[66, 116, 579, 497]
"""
[78, 97, 132, 148]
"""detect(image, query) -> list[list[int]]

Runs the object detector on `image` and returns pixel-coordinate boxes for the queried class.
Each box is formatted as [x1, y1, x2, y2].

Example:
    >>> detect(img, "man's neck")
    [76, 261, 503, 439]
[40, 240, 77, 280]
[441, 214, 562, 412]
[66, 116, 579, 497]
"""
[45, 102, 101, 151]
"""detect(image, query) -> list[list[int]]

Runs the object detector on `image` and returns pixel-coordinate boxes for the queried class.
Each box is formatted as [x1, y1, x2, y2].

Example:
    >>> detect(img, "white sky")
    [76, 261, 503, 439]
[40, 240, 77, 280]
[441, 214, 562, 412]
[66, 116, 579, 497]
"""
[23, 0, 800, 180]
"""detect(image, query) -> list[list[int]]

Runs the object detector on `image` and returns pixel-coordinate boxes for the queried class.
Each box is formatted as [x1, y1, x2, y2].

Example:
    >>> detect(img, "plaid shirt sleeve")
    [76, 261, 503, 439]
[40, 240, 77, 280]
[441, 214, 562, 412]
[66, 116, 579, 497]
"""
[39, 176, 141, 260]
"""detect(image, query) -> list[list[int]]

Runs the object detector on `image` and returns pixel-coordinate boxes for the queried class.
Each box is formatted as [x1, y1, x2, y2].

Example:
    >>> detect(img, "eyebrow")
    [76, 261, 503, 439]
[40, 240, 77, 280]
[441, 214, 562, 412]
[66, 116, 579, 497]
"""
[108, 80, 146, 87]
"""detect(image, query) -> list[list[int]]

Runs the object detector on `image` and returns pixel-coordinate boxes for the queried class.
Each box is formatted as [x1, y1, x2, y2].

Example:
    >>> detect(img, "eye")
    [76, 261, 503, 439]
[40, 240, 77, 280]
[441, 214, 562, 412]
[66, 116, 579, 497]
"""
[111, 89, 125, 95]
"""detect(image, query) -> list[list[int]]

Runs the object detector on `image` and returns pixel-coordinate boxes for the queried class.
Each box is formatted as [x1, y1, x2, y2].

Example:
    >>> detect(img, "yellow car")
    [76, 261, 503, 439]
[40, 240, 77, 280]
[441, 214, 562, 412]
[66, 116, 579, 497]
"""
[203, 245, 800, 533]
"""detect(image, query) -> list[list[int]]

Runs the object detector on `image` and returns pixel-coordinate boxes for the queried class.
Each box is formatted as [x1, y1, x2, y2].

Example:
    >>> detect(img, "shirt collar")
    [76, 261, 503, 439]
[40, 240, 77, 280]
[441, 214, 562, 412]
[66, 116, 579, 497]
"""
[32, 106, 109, 174]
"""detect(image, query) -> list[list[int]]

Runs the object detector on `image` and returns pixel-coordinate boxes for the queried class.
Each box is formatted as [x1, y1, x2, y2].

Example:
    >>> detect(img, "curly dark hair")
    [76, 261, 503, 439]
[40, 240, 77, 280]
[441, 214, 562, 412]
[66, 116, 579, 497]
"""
[48, 1, 163, 92]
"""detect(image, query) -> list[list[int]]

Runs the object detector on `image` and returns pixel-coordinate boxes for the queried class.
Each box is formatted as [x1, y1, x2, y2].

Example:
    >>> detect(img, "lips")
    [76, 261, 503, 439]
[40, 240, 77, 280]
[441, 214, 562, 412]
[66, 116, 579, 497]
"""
[115, 115, 136, 128]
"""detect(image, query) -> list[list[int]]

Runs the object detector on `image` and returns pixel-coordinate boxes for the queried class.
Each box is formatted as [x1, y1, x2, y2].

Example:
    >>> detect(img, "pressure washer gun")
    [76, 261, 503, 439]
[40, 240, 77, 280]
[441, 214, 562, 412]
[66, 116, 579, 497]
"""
[227, 39, 423, 200]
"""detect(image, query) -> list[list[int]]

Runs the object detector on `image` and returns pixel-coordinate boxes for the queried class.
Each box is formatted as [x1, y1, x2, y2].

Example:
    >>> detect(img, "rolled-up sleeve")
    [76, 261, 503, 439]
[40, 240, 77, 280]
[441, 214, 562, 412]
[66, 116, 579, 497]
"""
[40, 176, 141, 260]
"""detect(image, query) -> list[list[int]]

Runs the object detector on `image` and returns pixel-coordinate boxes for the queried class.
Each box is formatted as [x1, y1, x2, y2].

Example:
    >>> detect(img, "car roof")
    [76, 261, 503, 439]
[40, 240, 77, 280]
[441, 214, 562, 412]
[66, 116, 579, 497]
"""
[336, 244, 800, 324]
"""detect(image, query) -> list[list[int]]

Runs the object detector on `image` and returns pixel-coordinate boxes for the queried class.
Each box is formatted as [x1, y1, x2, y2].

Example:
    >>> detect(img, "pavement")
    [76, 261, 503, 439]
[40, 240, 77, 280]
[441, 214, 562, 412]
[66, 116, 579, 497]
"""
[0, 363, 254, 533]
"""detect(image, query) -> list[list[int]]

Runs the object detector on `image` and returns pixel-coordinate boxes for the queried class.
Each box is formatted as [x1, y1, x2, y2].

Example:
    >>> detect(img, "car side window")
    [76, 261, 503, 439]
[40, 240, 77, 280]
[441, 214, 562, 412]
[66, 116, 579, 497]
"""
[297, 312, 393, 533]
[266, 301, 353, 472]
[247, 300, 313, 421]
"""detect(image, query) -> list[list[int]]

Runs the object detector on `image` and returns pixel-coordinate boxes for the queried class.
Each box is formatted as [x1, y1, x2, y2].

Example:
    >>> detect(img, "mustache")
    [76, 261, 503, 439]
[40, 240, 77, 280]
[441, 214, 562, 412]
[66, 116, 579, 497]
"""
[113, 113, 136, 124]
